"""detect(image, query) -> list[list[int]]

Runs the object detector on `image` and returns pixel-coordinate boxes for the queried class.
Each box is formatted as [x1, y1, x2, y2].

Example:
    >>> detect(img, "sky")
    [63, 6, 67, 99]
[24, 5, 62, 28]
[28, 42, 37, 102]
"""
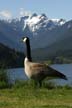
[0, 0, 72, 20]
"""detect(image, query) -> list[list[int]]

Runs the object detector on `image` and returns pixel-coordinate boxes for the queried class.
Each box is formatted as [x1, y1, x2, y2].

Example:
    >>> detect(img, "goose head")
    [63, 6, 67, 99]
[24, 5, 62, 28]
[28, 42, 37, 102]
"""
[21, 37, 29, 44]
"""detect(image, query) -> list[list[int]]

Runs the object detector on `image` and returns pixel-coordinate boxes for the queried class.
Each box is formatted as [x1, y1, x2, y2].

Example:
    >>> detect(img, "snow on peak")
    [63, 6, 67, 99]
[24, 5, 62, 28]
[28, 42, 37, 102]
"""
[4, 13, 66, 33]
[52, 18, 66, 25]
[27, 15, 40, 25]
[23, 14, 66, 32]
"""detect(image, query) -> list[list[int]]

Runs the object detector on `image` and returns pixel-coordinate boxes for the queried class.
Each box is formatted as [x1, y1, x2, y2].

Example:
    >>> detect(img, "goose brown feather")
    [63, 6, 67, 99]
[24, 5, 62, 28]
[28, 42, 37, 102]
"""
[24, 57, 67, 82]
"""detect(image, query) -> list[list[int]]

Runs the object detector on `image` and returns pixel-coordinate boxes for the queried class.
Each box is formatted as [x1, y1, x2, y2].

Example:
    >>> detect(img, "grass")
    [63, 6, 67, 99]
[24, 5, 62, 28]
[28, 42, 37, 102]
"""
[0, 68, 9, 89]
[0, 80, 72, 108]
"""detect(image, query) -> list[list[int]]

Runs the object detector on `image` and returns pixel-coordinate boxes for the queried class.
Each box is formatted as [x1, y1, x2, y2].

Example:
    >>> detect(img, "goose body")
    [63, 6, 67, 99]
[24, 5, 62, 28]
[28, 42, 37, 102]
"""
[22, 37, 67, 86]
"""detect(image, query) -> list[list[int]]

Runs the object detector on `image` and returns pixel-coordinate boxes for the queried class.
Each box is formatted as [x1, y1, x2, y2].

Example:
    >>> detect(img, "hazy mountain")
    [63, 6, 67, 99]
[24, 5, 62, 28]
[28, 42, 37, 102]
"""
[0, 20, 25, 51]
[0, 13, 66, 50]
[32, 24, 72, 61]
[0, 13, 72, 61]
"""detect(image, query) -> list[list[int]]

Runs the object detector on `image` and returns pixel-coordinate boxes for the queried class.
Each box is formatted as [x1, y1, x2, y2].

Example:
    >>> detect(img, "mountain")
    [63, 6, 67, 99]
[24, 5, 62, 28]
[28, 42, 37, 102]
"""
[0, 13, 66, 50]
[0, 13, 72, 62]
[32, 22, 72, 61]
[0, 19, 24, 51]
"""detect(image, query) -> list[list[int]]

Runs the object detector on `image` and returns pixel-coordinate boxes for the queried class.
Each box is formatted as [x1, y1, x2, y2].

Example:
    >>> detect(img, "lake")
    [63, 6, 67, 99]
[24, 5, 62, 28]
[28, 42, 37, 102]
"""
[7, 64, 72, 86]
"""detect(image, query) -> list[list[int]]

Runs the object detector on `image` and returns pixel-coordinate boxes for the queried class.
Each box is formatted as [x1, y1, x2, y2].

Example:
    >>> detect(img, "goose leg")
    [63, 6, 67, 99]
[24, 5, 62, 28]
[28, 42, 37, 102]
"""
[38, 80, 42, 87]
[33, 80, 42, 88]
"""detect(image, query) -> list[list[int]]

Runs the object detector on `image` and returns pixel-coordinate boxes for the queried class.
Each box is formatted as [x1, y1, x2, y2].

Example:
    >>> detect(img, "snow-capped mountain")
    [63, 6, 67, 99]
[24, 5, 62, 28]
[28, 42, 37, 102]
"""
[25, 14, 65, 32]
[8, 13, 66, 33]
[0, 13, 71, 52]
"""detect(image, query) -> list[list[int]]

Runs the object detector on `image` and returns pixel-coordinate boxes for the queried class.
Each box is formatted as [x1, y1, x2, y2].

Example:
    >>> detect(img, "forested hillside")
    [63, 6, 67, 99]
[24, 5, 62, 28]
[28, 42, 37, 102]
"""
[0, 43, 24, 68]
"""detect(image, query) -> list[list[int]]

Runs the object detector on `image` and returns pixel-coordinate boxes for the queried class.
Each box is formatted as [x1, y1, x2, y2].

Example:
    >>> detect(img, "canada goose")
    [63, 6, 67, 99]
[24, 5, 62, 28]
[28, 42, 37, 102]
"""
[22, 37, 67, 87]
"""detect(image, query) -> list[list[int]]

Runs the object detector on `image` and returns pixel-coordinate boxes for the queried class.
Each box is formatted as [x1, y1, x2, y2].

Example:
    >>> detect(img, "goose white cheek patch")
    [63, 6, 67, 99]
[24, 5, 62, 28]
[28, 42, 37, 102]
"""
[23, 38, 27, 42]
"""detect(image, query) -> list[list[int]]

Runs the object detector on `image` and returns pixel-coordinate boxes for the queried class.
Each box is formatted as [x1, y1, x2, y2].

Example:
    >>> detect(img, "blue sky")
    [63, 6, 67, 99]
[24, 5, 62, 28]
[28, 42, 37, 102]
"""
[0, 0, 72, 20]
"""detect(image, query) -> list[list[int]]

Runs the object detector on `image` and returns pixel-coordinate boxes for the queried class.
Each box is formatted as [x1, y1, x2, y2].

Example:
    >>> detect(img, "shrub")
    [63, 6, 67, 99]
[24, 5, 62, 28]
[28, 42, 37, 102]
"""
[0, 68, 9, 89]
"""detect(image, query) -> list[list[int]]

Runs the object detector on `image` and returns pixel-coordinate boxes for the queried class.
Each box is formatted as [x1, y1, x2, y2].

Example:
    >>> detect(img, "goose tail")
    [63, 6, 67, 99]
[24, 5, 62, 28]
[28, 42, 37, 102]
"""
[48, 66, 68, 80]
[56, 71, 67, 80]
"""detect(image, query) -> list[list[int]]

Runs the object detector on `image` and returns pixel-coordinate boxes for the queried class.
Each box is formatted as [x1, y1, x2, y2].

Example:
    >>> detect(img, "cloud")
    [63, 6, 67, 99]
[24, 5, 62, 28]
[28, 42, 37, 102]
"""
[0, 10, 12, 19]
[19, 8, 31, 16]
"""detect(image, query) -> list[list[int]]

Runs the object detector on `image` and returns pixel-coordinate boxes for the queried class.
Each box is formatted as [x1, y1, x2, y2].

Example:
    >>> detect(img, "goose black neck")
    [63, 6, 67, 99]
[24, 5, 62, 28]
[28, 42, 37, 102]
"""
[26, 39, 32, 61]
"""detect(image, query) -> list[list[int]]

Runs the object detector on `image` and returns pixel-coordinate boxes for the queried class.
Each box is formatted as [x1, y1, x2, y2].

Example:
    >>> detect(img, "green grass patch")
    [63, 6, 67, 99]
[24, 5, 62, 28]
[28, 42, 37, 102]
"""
[0, 68, 9, 89]
[0, 80, 72, 108]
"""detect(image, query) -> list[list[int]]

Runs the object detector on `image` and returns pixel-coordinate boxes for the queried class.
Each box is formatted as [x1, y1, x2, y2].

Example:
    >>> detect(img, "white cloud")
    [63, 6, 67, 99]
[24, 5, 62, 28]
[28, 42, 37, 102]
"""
[0, 10, 12, 19]
[19, 8, 31, 16]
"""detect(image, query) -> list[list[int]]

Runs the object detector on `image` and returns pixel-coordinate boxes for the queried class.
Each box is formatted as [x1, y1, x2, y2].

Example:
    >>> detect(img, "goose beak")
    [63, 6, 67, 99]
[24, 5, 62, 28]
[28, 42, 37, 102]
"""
[20, 37, 25, 42]
[20, 38, 23, 42]
[20, 37, 27, 43]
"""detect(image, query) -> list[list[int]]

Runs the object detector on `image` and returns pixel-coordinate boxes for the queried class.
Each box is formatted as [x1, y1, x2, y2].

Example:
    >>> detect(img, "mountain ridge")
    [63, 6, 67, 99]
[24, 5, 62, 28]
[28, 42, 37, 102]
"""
[0, 13, 72, 61]
[0, 14, 66, 50]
